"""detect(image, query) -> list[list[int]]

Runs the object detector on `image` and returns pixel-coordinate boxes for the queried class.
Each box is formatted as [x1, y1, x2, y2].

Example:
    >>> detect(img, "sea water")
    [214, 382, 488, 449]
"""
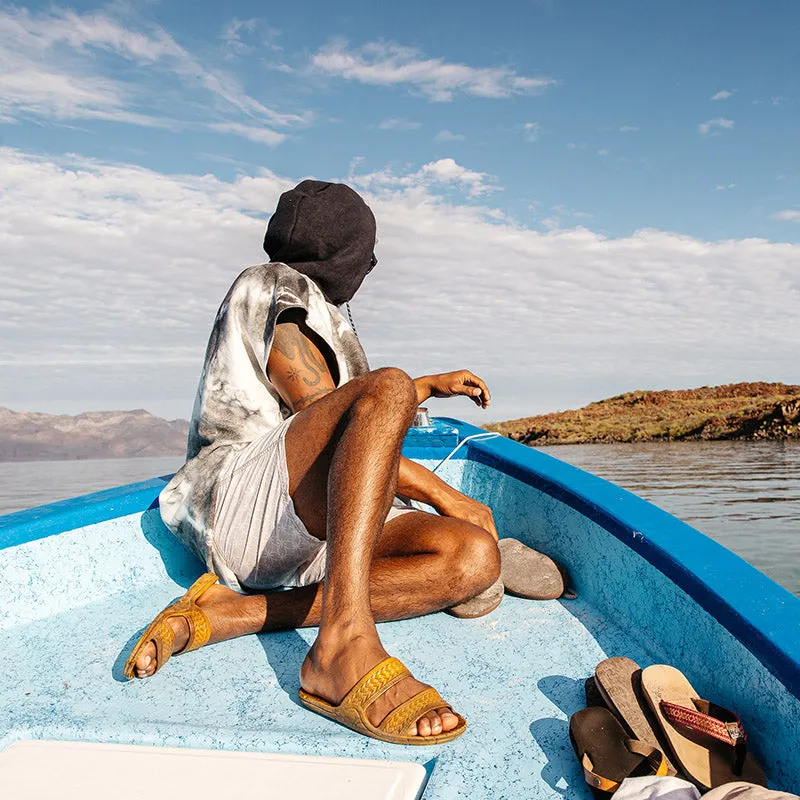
[537, 440, 800, 597]
[1, 442, 798, 596]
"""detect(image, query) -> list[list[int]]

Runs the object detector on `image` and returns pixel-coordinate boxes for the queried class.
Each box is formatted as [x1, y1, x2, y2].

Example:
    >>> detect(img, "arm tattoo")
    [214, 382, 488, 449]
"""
[294, 388, 333, 410]
[272, 323, 331, 387]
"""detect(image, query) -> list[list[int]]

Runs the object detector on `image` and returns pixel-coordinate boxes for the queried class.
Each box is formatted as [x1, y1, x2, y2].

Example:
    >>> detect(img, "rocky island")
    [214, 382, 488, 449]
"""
[486, 382, 800, 446]
[0, 408, 190, 462]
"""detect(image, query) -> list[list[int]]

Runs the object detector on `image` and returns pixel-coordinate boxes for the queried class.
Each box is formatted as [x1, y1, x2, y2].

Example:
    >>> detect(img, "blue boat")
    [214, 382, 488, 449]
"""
[1, 418, 798, 798]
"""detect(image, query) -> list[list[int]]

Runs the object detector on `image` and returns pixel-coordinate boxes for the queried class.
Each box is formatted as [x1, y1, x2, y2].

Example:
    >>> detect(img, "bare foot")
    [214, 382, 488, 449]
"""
[300, 632, 460, 737]
[133, 584, 232, 678]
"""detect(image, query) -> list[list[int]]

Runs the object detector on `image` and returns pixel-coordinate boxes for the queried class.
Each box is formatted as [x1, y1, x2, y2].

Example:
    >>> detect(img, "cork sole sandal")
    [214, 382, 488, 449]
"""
[594, 657, 678, 776]
[123, 573, 218, 680]
[445, 576, 504, 619]
[298, 657, 467, 746]
[641, 665, 766, 790]
[498, 538, 566, 600]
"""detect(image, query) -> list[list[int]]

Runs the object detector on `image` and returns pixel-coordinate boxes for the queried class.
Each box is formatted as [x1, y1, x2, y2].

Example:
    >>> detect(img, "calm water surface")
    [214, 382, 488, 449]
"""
[0, 457, 184, 517]
[1, 442, 798, 596]
[537, 440, 800, 597]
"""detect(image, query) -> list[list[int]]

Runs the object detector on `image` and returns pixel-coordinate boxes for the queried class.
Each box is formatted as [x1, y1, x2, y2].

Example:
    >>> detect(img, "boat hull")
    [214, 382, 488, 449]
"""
[1, 417, 798, 796]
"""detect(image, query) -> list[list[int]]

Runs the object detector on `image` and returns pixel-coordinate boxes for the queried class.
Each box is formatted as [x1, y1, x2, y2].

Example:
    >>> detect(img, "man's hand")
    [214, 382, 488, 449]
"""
[414, 370, 491, 409]
[434, 487, 498, 541]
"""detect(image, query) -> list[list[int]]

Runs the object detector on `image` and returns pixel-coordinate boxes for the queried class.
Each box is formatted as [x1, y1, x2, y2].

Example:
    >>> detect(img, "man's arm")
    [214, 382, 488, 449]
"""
[267, 312, 497, 538]
[267, 309, 337, 412]
[397, 456, 498, 540]
[413, 371, 491, 409]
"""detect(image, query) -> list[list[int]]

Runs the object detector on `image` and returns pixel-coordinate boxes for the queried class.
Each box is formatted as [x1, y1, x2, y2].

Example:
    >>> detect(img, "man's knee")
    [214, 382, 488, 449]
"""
[354, 367, 417, 420]
[445, 524, 501, 596]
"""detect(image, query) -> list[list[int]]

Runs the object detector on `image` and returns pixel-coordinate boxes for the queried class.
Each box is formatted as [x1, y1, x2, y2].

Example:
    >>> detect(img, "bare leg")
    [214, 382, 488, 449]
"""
[137, 368, 500, 735]
[135, 512, 499, 731]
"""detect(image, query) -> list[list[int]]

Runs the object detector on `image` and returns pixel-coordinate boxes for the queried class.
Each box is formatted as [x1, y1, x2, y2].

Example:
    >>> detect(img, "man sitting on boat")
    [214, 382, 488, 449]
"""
[124, 180, 516, 743]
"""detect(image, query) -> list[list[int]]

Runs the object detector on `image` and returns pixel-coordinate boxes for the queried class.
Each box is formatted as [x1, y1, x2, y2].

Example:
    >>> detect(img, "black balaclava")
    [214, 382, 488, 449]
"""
[264, 180, 377, 306]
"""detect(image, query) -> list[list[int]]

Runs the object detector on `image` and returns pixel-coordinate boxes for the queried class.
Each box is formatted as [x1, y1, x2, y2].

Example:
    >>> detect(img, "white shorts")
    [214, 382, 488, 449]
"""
[212, 416, 416, 590]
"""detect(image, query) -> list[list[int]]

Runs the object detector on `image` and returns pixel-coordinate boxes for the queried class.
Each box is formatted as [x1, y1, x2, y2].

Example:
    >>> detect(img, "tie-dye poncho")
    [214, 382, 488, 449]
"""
[158, 262, 369, 581]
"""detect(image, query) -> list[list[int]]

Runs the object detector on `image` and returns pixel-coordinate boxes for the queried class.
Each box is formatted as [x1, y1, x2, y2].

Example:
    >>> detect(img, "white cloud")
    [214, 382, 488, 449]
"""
[774, 210, 800, 223]
[434, 129, 465, 142]
[699, 117, 735, 135]
[0, 6, 307, 139]
[711, 89, 734, 101]
[713, 183, 737, 191]
[350, 158, 499, 199]
[310, 40, 556, 102]
[1, 147, 798, 423]
[619, 125, 638, 133]
[207, 122, 286, 146]
[597, 148, 610, 156]
[521, 122, 540, 142]
[220, 18, 280, 55]
[377, 117, 422, 130]
[540, 204, 593, 231]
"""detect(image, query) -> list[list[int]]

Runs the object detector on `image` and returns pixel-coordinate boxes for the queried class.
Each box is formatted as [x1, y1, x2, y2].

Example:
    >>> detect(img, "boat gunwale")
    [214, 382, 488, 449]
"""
[437, 417, 800, 700]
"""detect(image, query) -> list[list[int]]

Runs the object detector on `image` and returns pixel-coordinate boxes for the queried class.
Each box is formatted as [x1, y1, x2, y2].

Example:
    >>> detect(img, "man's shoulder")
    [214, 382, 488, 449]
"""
[228, 262, 323, 308]
[230, 262, 284, 289]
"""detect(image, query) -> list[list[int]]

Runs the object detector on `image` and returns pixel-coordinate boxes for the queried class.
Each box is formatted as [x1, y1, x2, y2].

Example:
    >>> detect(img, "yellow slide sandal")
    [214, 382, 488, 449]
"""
[298, 657, 467, 746]
[123, 573, 218, 680]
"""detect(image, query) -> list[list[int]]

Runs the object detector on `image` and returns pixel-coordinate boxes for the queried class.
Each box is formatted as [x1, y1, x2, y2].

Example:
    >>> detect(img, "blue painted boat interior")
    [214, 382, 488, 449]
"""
[1, 418, 799, 797]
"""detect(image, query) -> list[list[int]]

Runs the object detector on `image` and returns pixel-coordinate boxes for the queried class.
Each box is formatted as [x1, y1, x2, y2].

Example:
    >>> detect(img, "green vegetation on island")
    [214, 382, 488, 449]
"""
[485, 382, 800, 446]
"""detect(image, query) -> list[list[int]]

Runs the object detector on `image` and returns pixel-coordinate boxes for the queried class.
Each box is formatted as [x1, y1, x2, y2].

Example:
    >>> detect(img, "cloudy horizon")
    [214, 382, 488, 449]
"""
[1, 2, 798, 425]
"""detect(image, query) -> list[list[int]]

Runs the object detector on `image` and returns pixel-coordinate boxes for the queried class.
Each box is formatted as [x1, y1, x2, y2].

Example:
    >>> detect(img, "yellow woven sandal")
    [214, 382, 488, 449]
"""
[298, 656, 468, 745]
[123, 573, 218, 680]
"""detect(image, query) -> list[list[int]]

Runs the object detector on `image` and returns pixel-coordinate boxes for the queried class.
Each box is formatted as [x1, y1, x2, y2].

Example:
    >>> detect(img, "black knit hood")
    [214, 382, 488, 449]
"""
[263, 180, 377, 306]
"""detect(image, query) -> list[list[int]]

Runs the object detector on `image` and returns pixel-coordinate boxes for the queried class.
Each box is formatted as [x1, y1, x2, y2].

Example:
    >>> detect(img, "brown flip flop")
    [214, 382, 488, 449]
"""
[641, 665, 767, 790]
[570, 706, 669, 794]
[445, 576, 504, 618]
[498, 538, 567, 600]
[585, 676, 607, 709]
[594, 657, 678, 775]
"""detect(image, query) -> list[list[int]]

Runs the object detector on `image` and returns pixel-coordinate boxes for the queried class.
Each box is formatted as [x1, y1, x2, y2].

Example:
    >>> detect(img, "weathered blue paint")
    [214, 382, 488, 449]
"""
[436, 417, 800, 700]
[0, 477, 169, 549]
[1, 418, 798, 795]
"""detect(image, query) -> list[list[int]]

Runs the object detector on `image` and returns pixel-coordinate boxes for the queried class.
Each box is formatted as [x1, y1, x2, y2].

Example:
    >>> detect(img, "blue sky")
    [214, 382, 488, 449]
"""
[1, 1, 799, 421]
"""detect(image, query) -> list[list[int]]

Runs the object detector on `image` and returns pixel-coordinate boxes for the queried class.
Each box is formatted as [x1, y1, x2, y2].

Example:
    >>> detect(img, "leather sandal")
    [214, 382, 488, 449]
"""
[641, 664, 766, 790]
[123, 573, 218, 680]
[594, 657, 678, 775]
[298, 656, 467, 745]
[570, 706, 669, 794]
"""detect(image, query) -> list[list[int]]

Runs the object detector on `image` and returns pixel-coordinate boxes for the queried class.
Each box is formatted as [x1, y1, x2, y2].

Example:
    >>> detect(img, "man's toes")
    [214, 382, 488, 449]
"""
[427, 711, 443, 735]
[415, 710, 442, 737]
[439, 709, 459, 732]
[134, 645, 156, 677]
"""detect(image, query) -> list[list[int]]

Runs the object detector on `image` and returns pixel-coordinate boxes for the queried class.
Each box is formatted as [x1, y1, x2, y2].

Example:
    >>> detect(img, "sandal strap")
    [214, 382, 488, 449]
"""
[626, 739, 669, 776]
[180, 605, 213, 653]
[581, 739, 668, 793]
[171, 574, 217, 654]
[151, 619, 175, 667]
[660, 698, 747, 774]
[379, 687, 450, 736]
[343, 657, 412, 712]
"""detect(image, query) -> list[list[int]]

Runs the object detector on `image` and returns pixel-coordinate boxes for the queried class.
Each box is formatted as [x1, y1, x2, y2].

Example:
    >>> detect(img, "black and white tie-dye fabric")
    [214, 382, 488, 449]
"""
[158, 262, 369, 586]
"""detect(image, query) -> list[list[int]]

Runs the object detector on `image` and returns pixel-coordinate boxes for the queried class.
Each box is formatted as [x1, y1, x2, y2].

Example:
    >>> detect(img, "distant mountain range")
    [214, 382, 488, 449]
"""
[486, 382, 800, 445]
[0, 408, 190, 462]
[4, 381, 799, 461]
